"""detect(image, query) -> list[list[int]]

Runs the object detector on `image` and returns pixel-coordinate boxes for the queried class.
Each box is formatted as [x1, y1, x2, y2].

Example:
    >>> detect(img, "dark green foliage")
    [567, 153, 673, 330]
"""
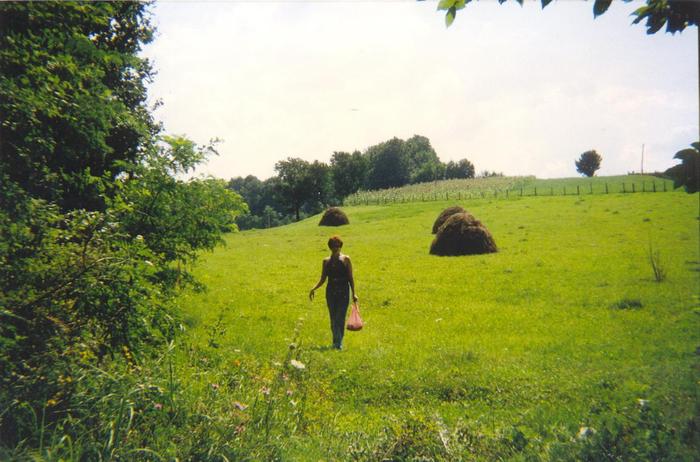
[115, 136, 248, 272]
[575, 150, 602, 177]
[228, 176, 290, 229]
[0, 1, 157, 211]
[632, 0, 700, 34]
[405, 135, 444, 183]
[445, 159, 475, 180]
[0, 2, 247, 451]
[610, 298, 643, 310]
[319, 207, 349, 226]
[665, 142, 699, 193]
[438, 0, 700, 34]
[330, 150, 369, 198]
[274, 157, 334, 221]
[366, 138, 411, 190]
[550, 404, 683, 461]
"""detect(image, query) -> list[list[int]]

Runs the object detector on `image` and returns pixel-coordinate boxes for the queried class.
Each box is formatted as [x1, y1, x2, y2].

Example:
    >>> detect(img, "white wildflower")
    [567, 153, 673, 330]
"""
[290, 359, 306, 370]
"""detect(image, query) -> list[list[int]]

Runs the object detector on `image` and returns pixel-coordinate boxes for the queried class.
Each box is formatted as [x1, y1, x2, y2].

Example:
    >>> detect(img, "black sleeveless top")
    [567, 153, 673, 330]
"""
[326, 256, 349, 281]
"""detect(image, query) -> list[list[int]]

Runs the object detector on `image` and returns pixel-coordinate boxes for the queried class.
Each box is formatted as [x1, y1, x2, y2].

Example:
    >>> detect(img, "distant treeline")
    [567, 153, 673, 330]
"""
[228, 135, 493, 229]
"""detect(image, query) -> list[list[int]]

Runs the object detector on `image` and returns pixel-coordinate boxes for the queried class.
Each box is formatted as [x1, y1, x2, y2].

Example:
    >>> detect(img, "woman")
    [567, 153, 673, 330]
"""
[309, 236, 358, 350]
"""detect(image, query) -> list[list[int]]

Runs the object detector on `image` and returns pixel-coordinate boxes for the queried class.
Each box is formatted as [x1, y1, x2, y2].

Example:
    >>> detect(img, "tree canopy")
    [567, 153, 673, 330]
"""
[665, 142, 699, 193]
[575, 150, 603, 177]
[0, 2, 158, 211]
[435, 0, 700, 33]
[0, 2, 247, 445]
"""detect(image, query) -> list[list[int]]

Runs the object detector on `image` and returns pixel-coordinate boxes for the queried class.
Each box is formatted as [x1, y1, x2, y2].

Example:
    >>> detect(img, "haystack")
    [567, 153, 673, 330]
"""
[430, 213, 497, 256]
[432, 206, 473, 234]
[319, 207, 349, 226]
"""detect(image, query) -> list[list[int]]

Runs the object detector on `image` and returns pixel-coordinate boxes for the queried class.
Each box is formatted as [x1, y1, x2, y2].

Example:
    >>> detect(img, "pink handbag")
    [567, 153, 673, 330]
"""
[346, 302, 363, 331]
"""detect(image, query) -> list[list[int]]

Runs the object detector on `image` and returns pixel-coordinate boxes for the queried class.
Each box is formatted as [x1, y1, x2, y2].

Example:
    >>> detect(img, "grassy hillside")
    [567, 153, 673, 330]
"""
[175, 190, 699, 460]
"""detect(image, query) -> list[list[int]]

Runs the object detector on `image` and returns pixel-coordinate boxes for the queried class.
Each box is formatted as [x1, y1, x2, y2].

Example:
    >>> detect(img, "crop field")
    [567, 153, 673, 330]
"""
[343, 174, 675, 206]
[174, 184, 698, 460]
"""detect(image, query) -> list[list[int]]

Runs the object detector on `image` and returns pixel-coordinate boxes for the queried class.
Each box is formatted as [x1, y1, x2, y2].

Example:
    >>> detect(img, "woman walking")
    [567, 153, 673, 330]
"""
[309, 236, 358, 350]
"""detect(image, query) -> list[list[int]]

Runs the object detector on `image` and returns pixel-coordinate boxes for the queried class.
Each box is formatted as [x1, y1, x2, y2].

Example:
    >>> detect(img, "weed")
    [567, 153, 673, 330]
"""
[648, 242, 667, 282]
[610, 298, 643, 310]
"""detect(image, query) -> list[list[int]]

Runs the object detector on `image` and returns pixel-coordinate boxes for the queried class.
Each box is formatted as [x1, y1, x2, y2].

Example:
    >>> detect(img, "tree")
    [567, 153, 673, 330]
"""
[413, 161, 447, 183]
[330, 150, 369, 198]
[305, 160, 335, 213]
[436, 0, 700, 33]
[274, 157, 315, 221]
[445, 158, 476, 179]
[0, 4, 248, 446]
[404, 135, 442, 183]
[665, 142, 699, 193]
[575, 150, 602, 177]
[0, 2, 158, 211]
[366, 138, 411, 189]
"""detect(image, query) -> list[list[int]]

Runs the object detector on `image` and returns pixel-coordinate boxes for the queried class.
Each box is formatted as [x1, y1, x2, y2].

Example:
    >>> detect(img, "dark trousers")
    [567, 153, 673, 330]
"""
[326, 283, 349, 349]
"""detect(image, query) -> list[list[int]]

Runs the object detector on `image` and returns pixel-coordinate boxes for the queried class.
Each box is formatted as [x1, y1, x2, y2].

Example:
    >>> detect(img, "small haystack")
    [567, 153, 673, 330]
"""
[319, 207, 349, 226]
[430, 212, 497, 256]
[432, 205, 473, 234]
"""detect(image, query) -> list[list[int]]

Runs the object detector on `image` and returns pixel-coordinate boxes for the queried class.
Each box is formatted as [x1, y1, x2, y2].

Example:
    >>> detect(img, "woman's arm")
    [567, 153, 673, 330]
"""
[309, 259, 328, 300]
[346, 256, 358, 303]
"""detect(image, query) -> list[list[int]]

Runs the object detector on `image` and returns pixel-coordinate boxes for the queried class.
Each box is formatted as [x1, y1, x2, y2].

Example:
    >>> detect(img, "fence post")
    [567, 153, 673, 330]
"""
[535, 187, 538, 196]
[577, 185, 580, 195]
[622, 183, 626, 193]
[550, 187, 553, 196]
[506, 189, 509, 198]
[605, 183, 609, 194]
[664, 181, 667, 192]
[520, 187, 523, 197]
[564, 186, 566, 195]
[590, 183, 593, 194]
[653, 182, 656, 193]
[632, 183, 636, 193]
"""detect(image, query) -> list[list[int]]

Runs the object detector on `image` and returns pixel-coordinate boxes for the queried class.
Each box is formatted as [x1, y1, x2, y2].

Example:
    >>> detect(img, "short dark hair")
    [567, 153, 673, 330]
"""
[328, 236, 343, 249]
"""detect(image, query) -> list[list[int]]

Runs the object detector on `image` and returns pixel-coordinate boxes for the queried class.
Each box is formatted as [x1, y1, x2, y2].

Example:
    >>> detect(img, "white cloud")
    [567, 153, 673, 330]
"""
[142, 1, 698, 180]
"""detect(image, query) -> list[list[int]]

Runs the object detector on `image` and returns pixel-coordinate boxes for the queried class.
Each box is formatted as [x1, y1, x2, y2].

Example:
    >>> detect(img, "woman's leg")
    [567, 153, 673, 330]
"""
[326, 287, 349, 349]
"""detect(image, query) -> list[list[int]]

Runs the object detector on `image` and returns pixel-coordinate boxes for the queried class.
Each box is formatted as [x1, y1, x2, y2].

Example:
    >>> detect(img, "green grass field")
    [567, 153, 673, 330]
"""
[175, 186, 699, 460]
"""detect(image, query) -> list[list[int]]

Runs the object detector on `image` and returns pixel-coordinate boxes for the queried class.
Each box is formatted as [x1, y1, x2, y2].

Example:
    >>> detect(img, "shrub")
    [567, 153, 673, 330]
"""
[319, 207, 349, 226]
[430, 213, 497, 256]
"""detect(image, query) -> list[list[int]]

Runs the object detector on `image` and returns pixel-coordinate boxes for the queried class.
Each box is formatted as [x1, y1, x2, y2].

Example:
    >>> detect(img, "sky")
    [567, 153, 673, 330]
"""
[141, 0, 698, 181]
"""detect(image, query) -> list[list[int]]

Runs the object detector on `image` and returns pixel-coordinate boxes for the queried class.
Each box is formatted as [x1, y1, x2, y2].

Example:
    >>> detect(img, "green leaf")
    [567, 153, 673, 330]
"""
[445, 7, 456, 27]
[593, 0, 612, 18]
[455, 0, 466, 10]
[437, 0, 455, 11]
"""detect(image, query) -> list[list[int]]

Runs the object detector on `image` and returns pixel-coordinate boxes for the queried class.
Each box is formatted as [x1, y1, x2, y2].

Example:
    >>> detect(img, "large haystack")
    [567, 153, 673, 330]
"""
[319, 207, 349, 226]
[430, 213, 497, 256]
[432, 206, 474, 234]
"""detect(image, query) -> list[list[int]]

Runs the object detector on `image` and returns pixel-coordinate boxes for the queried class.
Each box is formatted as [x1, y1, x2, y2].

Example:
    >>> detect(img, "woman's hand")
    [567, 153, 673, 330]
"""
[309, 289, 315, 301]
[352, 294, 358, 303]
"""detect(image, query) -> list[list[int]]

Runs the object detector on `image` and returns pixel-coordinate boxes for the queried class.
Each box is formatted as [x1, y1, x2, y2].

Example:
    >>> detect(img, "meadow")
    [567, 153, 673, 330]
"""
[173, 182, 698, 460]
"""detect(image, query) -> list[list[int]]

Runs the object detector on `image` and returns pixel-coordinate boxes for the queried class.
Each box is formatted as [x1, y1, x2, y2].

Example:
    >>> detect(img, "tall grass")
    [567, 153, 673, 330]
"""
[9, 190, 698, 460]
